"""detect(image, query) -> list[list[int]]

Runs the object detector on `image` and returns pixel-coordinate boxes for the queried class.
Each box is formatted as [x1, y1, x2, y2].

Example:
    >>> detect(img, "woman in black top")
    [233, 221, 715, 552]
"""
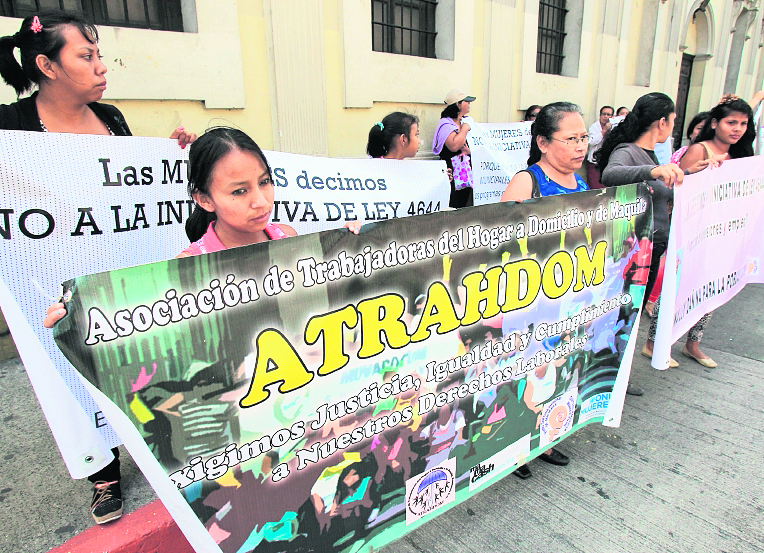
[0, 12, 194, 142]
[0, 11, 195, 525]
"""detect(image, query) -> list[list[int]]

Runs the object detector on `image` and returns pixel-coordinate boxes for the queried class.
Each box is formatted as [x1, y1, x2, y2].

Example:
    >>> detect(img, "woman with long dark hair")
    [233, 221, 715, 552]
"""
[679, 95, 754, 169]
[638, 110, 711, 318]
[598, 93, 718, 384]
[668, 95, 757, 368]
[4, 11, 194, 525]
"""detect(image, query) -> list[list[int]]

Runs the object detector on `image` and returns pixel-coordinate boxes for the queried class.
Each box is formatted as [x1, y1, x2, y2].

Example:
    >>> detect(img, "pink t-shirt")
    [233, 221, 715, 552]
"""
[670, 145, 688, 165]
[179, 222, 288, 256]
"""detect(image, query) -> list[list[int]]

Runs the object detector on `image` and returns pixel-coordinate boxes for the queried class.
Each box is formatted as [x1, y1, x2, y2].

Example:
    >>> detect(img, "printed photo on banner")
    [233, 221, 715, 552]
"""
[51, 184, 651, 553]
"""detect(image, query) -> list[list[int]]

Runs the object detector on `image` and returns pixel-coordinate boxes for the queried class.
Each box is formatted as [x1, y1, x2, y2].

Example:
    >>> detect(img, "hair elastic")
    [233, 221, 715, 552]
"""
[31, 279, 61, 303]
[375, 122, 384, 130]
[30, 16, 43, 34]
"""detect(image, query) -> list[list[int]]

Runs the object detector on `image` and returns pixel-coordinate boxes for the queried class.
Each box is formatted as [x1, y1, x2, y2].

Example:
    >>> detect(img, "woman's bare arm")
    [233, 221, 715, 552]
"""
[500, 171, 534, 202]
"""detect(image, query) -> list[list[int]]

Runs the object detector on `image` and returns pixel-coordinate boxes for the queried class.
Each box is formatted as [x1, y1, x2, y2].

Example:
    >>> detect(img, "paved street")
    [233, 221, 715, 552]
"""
[1, 285, 762, 553]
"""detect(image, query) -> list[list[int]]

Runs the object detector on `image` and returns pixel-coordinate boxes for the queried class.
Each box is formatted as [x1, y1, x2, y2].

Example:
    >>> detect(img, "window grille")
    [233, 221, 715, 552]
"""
[0, 0, 184, 32]
[372, 0, 437, 59]
[537, 0, 567, 75]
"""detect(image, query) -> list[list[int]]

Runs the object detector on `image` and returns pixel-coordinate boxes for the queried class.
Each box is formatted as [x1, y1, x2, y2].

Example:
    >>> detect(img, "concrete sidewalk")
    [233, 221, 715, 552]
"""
[0, 285, 761, 553]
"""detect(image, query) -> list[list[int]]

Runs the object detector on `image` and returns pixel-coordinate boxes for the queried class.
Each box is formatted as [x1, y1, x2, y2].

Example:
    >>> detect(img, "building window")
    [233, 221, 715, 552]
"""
[372, 0, 437, 59]
[0, 0, 184, 32]
[537, 0, 567, 75]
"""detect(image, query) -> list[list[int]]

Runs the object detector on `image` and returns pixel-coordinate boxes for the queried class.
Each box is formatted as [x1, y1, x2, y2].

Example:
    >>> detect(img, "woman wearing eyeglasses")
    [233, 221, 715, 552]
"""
[500, 102, 589, 202]
[499, 102, 588, 480]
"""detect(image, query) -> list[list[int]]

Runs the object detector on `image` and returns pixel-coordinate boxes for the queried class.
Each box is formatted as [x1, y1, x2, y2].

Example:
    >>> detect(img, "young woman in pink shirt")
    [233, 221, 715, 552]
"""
[43, 127, 359, 521]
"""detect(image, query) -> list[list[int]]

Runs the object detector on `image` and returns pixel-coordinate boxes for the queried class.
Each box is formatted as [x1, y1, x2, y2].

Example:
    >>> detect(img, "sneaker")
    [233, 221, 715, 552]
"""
[626, 382, 644, 396]
[91, 480, 123, 524]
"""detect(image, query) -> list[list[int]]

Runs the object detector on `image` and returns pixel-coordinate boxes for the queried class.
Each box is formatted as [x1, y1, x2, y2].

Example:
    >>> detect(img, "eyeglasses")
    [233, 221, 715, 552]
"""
[551, 135, 591, 147]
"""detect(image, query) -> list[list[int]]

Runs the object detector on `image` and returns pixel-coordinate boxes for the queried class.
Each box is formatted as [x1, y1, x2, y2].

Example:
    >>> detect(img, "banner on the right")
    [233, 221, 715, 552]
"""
[653, 156, 764, 367]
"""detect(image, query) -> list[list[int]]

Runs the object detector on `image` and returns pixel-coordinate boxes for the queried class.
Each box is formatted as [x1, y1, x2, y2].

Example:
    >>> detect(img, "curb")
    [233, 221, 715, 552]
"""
[49, 499, 195, 553]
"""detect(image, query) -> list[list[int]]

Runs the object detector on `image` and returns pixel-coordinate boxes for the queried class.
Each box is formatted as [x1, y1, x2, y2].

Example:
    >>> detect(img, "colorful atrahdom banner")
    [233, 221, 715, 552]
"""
[54, 185, 651, 553]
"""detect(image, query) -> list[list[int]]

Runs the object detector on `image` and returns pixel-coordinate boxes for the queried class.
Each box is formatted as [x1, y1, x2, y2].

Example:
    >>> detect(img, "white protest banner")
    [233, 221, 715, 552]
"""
[0, 130, 448, 477]
[652, 156, 764, 368]
[608, 115, 626, 127]
[465, 119, 532, 205]
[265, 151, 448, 232]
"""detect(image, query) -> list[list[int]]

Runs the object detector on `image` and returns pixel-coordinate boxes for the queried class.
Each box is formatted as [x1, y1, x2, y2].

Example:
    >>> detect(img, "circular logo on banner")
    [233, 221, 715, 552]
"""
[407, 466, 455, 517]
[540, 393, 576, 442]
[745, 259, 759, 276]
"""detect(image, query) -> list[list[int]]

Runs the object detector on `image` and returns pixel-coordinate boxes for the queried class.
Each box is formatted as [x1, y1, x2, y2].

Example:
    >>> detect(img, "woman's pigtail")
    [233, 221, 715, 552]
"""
[597, 92, 674, 172]
[596, 112, 639, 171]
[527, 121, 541, 166]
[185, 205, 216, 243]
[0, 34, 31, 96]
[366, 123, 387, 158]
